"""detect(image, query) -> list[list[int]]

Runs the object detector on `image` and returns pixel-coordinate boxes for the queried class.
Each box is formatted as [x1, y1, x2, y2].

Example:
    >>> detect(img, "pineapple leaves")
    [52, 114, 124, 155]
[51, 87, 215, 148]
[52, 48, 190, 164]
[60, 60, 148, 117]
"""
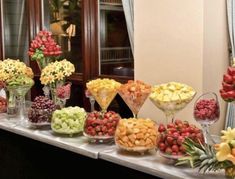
[176, 138, 225, 173]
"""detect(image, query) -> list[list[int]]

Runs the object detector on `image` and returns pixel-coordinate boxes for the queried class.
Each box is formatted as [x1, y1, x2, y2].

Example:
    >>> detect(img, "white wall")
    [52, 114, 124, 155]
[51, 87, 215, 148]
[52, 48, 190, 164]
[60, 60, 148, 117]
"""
[134, 0, 229, 134]
[203, 0, 229, 133]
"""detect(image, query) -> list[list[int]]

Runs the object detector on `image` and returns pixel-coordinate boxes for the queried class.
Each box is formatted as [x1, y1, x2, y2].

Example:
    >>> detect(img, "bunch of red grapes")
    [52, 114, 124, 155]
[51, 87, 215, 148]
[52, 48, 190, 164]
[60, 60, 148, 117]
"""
[28, 96, 57, 123]
[158, 119, 204, 156]
[28, 30, 62, 58]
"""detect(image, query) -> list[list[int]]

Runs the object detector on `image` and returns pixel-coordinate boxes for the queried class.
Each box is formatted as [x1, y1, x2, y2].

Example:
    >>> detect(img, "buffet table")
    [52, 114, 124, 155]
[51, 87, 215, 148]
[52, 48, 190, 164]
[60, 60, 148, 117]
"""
[0, 115, 226, 179]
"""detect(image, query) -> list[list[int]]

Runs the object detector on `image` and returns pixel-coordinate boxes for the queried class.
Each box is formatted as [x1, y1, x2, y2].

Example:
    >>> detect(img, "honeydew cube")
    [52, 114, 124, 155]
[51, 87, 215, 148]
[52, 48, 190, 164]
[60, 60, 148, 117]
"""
[163, 95, 170, 102]
[168, 85, 176, 91]
[179, 93, 189, 100]
[171, 93, 180, 101]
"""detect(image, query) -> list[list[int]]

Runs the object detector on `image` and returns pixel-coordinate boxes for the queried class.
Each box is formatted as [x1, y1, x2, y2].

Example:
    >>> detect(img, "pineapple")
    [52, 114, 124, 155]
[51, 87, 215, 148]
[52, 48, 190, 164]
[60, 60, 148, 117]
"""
[176, 138, 233, 173]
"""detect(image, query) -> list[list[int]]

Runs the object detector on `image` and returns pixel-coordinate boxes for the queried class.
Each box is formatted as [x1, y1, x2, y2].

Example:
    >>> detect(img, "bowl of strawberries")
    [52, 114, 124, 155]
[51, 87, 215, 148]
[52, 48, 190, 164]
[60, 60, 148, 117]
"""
[83, 110, 121, 143]
[157, 119, 204, 160]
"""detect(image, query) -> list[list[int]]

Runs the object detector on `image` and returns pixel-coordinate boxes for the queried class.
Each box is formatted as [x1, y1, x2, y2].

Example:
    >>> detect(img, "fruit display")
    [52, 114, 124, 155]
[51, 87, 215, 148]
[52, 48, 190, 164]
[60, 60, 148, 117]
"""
[220, 66, 235, 101]
[51, 107, 87, 135]
[118, 80, 151, 117]
[86, 78, 121, 111]
[84, 111, 120, 140]
[115, 118, 158, 152]
[0, 96, 7, 113]
[158, 119, 204, 158]
[28, 96, 57, 125]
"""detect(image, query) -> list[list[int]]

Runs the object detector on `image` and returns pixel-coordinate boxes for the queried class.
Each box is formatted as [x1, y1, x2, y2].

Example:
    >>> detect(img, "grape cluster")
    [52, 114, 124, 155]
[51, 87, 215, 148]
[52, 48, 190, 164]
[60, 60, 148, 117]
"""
[28, 96, 57, 123]
[28, 30, 62, 57]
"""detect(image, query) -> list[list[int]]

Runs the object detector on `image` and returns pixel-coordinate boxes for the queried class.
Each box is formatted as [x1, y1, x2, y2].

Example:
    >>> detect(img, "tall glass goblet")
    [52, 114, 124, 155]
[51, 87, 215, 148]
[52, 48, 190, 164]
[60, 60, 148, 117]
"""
[149, 82, 196, 125]
[194, 92, 220, 144]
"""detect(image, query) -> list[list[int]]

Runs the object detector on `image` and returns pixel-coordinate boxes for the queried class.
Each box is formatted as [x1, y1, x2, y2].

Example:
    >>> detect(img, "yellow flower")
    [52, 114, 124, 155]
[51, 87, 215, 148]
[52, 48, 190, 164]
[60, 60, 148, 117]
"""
[56, 71, 64, 81]
[40, 59, 75, 85]
[216, 143, 232, 161]
[0, 59, 33, 83]
[221, 127, 235, 142]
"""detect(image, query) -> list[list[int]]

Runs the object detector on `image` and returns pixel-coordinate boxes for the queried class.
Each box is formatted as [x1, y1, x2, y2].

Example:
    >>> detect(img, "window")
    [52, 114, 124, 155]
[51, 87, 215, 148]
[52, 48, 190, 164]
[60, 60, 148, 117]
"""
[2, 0, 29, 62]
[99, 0, 134, 77]
[43, 0, 83, 73]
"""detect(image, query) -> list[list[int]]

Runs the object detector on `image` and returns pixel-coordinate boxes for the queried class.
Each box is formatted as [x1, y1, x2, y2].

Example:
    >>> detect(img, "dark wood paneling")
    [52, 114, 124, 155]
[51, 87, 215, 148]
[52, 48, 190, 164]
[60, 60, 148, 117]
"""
[27, 0, 42, 76]
[0, 1, 3, 59]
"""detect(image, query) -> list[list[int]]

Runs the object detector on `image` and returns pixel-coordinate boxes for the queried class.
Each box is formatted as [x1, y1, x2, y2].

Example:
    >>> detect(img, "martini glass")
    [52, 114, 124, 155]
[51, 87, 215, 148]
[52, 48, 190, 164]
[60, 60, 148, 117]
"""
[118, 80, 151, 118]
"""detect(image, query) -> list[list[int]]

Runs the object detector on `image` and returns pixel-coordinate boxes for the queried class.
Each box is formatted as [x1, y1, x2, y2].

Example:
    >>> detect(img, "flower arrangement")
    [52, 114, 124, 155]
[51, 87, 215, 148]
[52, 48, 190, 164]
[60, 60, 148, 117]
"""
[0, 58, 34, 86]
[176, 127, 235, 178]
[28, 30, 62, 70]
[40, 59, 75, 86]
[40, 59, 74, 108]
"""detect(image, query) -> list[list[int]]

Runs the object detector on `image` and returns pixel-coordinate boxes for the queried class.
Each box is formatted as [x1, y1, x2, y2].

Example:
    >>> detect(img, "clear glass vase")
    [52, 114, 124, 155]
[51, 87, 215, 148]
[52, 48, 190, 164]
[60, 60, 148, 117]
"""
[5, 84, 33, 125]
[50, 81, 71, 109]
[5, 86, 17, 118]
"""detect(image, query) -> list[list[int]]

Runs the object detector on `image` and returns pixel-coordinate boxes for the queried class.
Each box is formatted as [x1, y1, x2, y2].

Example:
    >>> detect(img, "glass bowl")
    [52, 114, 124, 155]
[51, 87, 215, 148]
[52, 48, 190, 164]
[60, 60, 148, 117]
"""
[28, 108, 53, 126]
[149, 82, 196, 124]
[83, 111, 120, 143]
[115, 118, 158, 153]
[51, 107, 87, 136]
[158, 150, 184, 160]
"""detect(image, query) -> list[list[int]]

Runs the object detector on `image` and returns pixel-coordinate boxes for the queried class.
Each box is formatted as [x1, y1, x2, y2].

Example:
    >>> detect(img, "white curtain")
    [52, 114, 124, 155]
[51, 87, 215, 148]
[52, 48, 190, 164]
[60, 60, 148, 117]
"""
[122, 0, 134, 53]
[225, 0, 235, 128]
[3, 0, 28, 62]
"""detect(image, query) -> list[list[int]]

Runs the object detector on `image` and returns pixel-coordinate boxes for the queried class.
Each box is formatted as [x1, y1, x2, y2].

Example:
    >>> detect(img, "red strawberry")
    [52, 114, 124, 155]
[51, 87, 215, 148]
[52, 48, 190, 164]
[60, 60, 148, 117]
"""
[223, 74, 233, 84]
[222, 82, 234, 91]
[227, 91, 235, 99]
[227, 66, 235, 76]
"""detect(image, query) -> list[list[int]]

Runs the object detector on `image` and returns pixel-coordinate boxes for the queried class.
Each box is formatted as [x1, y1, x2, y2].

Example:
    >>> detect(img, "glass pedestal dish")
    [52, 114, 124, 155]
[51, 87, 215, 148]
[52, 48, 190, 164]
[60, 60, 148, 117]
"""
[51, 107, 87, 137]
[115, 118, 158, 154]
[83, 110, 121, 143]
[149, 82, 196, 124]
[27, 96, 57, 128]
